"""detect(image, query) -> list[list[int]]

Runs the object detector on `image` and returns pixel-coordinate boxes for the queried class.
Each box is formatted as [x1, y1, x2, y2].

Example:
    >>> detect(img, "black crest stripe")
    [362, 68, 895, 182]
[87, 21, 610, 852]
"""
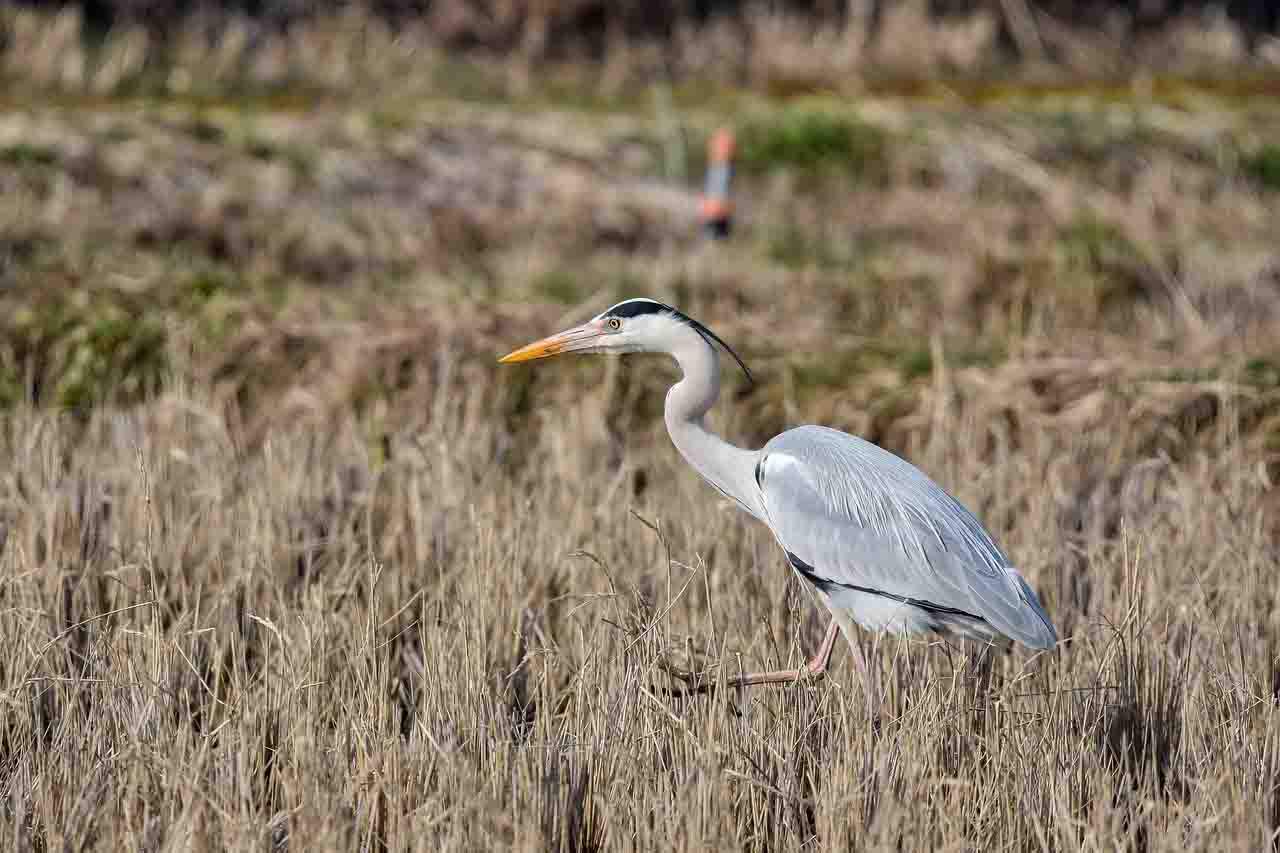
[603, 299, 669, 319]
[686, 316, 754, 386]
[601, 299, 754, 385]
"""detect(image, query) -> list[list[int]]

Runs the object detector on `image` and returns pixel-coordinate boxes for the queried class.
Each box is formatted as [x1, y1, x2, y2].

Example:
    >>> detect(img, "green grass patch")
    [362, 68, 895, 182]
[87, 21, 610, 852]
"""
[1051, 215, 1152, 324]
[8, 290, 169, 410]
[1054, 217, 1147, 293]
[765, 223, 912, 271]
[180, 265, 252, 343]
[183, 267, 241, 304]
[1058, 216, 1138, 269]
[791, 338, 1004, 390]
[60, 310, 168, 410]
[244, 135, 315, 176]
[1145, 367, 1220, 384]
[897, 347, 935, 380]
[766, 225, 852, 271]
[186, 116, 227, 144]
[790, 349, 867, 390]
[1241, 144, 1280, 190]
[533, 270, 583, 305]
[0, 369, 21, 408]
[370, 109, 414, 133]
[0, 143, 59, 167]
[1243, 358, 1280, 389]
[736, 108, 887, 179]
[428, 57, 510, 105]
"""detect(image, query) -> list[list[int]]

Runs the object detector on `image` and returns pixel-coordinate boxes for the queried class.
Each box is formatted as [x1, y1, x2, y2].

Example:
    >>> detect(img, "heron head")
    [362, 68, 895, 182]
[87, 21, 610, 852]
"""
[499, 298, 752, 383]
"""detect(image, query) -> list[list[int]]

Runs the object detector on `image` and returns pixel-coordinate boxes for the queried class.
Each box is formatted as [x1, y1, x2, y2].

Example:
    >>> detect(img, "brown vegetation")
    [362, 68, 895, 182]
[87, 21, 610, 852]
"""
[4, 1, 1280, 97]
[1, 11, 1280, 848]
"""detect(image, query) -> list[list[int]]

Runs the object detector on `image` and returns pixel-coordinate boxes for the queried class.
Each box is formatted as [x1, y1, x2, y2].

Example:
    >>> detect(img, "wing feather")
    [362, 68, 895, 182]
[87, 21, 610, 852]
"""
[758, 426, 1056, 648]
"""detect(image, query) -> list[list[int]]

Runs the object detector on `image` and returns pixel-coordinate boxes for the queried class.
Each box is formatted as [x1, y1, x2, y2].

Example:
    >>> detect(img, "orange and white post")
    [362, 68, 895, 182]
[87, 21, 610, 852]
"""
[700, 128, 735, 239]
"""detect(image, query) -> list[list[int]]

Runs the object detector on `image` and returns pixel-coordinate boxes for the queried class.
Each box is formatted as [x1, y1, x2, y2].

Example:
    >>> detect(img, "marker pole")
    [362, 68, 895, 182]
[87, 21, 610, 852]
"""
[700, 128, 735, 239]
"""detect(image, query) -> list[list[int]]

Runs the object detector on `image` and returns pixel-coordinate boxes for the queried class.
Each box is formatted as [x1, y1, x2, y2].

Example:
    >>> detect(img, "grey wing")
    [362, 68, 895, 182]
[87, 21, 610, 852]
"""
[757, 426, 1057, 649]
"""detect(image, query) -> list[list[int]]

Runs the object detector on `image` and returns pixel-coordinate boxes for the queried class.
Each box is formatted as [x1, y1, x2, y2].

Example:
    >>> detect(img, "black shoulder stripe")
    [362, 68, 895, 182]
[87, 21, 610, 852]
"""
[785, 551, 986, 622]
[754, 455, 766, 490]
[786, 551, 835, 591]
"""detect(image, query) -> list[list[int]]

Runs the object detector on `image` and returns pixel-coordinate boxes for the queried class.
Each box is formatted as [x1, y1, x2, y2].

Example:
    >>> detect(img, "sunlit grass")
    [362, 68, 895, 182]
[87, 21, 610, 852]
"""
[0, 24, 1278, 847]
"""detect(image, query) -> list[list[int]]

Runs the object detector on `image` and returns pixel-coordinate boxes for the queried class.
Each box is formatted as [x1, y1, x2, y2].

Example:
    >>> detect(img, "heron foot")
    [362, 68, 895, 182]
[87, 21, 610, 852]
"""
[655, 620, 841, 698]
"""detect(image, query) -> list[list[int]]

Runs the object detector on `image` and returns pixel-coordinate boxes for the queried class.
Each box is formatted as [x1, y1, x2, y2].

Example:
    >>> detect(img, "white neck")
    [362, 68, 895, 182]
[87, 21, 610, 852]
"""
[662, 326, 765, 520]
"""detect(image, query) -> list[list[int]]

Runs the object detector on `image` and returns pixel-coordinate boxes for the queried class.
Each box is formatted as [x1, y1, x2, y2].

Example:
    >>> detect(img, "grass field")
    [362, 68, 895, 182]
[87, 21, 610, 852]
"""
[3, 16, 1280, 848]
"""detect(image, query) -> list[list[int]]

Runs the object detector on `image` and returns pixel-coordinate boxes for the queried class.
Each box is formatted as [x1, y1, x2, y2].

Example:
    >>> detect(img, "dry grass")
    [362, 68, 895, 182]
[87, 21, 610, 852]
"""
[2, 366, 1278, 849]
[3, 3, 1280, 98]
[2, 23, 1280, 848]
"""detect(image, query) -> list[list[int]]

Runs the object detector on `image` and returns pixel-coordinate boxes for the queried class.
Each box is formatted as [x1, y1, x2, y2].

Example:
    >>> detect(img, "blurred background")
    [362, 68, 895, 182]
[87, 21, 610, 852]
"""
[1, 0, 1278, 452]
[5, 0, 1280, 583]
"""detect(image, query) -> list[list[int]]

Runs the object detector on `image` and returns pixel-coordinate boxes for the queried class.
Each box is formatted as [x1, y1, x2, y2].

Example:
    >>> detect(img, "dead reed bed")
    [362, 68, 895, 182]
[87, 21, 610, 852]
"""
[0, 34, 1279, 848]
[0, 363, 1277, 850]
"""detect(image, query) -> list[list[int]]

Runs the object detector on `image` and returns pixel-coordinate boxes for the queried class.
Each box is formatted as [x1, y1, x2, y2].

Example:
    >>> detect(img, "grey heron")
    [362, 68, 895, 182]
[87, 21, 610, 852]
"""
[500, 298, 1056, 695]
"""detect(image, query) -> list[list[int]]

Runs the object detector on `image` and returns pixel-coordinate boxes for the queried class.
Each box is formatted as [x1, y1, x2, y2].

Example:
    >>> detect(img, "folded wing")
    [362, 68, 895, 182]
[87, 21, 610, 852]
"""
[757, 426, 1056, 649]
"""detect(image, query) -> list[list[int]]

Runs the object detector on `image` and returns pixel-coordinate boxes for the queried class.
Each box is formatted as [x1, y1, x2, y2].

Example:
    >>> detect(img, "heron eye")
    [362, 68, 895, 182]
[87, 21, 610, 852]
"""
[607, 317, 622, 331]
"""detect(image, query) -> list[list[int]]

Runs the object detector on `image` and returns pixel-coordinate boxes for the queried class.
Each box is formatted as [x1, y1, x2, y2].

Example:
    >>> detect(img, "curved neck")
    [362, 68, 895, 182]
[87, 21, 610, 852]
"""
[663, 327, 764, 519]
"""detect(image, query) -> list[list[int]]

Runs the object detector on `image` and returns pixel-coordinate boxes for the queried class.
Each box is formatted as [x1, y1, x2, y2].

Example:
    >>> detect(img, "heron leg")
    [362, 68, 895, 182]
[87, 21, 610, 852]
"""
[844, 631, 881, 720]
[725, 618, 842, 686]
[664, 619, 840, 694]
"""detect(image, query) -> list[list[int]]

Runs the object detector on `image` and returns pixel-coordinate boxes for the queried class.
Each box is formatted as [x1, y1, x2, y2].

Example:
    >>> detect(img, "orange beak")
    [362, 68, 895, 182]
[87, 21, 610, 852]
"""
[498, 322, 606, 364]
